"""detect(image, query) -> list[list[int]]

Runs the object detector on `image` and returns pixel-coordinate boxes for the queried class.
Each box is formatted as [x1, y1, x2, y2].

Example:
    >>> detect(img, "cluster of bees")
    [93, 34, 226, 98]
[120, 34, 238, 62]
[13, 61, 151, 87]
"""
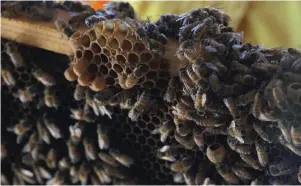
[2, 1, 301, 185]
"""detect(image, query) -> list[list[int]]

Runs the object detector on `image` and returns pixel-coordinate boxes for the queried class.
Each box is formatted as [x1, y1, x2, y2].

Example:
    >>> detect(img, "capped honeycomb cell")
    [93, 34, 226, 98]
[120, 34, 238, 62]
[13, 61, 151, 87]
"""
[90, 75, 106, 91]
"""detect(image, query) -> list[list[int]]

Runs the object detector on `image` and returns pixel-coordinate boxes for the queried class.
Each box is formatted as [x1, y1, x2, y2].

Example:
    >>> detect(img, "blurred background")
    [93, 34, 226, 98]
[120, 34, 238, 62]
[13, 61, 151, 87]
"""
[85, 1, 301, 48]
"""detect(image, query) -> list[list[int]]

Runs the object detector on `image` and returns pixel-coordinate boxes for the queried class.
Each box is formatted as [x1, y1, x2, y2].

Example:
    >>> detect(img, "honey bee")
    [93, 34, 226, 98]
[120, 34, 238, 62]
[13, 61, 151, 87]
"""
[172, 102, 203, 122]
[288, 48, 301, 56]
[109, 148, 134, 167]
[117, 73, 127, 89]
[1, 69, 16, 86]
[279, 135, 301, 156]
[13, 86, 38, 103]
[199, 117, 226, 128]
[179, 67, 196, 92]
[227, 137, 252, 155]
[36, 118, 51, 144]
[68, 10, 95, 28]
[58, 157, 71, 170]
[201, 38, 226, 54]
[156, 145, 180, 162]
[254, 140, 269, 167]
[11, 165, 36, 184]
[43, 114, 63, 139]
[109, 89, 137, 109]
[0, 142, 8, 160]
[124, 73, 139, 89]
[192, 16, 216, 41]
[85, 14, 107, 28]
[73, 84, 86, 101]
[133, 64, 149, 78]
[91, 174, 101, 185]
[151, 120, 175, 142]
[283, 72, 301, 82]
[176, 40, 194, 60]
[175, 133, 195, 150]
[69, 121, 85, 144]
[229, 60, 251, 74]
[178, 21, 201, 42]
[291, 57, 301, 73]
[252, 121, 273, 143]
[93, 162, 112, 184]
[193, 127, 206, 150]
[79, 162, 91, 185]
[236, 89, 256, 106]
[175, 119, 193, 137]
[231, 165, 253, 181]
[291, 123, 301, 147]
[223, 97, 238, 119]
[46, 148, 57, 169]
[97, 124, 110, 150]
[216, 164, 240, 184]
[67, 138, 81, 163]
[128, 90, 152, 121]
[194, 88, 207, 111]
[183, 166, 195, 185]
[164, 76, 181, 103]
[32, 68, 56, 86]
[94, 88, 114, 106]
[69, 165, 79, 184]
[240, 154, 262, 171]
[44, 87, 61, 109]
[55, 19, 76, 38]
[25, 5, 53, 22]
[186, 64, 200, 83]
[70, 105, 96, 122]
[232, 74, 257, 87]
[7, 119, 32, 136]
[209, 73, 223, 95]
[252, 92, 274, 122]
[98, 151, 120, 167]
[22, 132, 39, 159]
[1, 2, 21, 18]
[278, 120, 292, 144]
[102, 163, 128, 179]
[83, 137, 97, 161]
[170, 157, 194, 172]
[204, 6, 231, 26]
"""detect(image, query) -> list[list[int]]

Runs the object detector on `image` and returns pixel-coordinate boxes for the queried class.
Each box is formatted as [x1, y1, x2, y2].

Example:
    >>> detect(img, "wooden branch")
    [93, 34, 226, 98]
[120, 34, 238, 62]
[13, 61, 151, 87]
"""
[0, 10, 78, 55]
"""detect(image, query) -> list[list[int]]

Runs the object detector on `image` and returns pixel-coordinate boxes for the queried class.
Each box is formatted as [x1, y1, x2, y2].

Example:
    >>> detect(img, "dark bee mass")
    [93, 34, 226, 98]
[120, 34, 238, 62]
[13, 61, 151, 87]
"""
[1, 1, 301, 185]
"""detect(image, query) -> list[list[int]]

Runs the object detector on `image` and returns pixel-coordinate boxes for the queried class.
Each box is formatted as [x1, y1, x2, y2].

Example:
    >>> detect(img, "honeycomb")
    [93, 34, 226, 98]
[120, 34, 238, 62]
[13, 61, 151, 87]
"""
[65, 19, 165, 93]
[2, 1, 301, 185]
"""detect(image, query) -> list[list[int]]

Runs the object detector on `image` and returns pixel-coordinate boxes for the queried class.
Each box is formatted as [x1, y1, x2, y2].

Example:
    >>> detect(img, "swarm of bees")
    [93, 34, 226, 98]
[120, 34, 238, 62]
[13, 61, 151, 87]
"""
[2, 1, 301, 185]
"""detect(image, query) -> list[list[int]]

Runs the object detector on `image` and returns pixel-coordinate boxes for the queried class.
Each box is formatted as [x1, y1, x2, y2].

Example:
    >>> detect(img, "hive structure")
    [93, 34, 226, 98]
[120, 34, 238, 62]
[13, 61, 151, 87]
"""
[2, 1, 301, 185]
[65, 19, 166, 93]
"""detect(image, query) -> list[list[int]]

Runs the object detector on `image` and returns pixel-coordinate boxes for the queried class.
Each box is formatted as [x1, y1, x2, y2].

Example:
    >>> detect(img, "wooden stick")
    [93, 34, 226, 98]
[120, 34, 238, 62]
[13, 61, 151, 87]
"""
[1, 10, 76, 55]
